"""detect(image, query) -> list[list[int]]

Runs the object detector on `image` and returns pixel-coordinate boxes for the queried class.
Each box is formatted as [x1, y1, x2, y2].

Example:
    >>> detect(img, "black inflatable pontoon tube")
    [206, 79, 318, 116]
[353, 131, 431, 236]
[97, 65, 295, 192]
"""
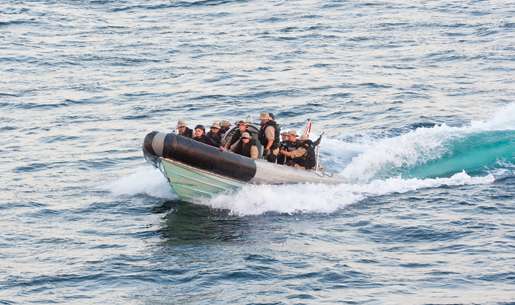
[143, 132, 257, 182]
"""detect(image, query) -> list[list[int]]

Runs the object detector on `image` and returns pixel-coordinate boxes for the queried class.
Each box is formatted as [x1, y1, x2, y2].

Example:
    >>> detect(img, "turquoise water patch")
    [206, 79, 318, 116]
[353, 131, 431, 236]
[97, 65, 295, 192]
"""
[405, 130, 515, 178]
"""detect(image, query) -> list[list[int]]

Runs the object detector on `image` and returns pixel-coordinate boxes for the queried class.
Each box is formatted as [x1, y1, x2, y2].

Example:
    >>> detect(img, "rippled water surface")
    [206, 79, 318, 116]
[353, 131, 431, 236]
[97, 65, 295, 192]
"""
[1, 0, 515, 304]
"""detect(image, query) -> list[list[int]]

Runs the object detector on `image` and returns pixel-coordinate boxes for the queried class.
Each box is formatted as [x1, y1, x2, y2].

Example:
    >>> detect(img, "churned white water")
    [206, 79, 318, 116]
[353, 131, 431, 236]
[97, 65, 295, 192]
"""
[107, 103, 513, 216]
[4, 1, 514, 303]
[339, 102, 515, 182]
[107, 166, 176, 199]
[205, 172, 494, 216]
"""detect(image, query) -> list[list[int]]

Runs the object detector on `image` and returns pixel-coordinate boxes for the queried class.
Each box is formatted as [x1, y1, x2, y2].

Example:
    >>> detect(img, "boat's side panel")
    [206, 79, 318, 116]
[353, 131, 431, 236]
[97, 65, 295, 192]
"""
[160, 158, 243, 203]
[251, 160, 344, 184]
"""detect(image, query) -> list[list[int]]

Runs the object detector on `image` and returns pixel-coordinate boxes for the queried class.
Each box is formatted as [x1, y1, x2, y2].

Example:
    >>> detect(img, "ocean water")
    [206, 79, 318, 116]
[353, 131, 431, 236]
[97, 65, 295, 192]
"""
[1, 0, 515, 304]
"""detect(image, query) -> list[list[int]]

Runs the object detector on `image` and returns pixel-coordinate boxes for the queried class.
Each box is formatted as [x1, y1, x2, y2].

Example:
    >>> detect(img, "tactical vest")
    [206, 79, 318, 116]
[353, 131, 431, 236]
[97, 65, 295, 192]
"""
[278, 140, 298, 165]
[233, 139, 256, 158]
[206, 131, 221, 147]
[258, 120, 280, 149]
[292, 140, 316, 170]
[179, 127, 193, 138]
[228, 129, 242, 147]
[303, 141, 316, 169]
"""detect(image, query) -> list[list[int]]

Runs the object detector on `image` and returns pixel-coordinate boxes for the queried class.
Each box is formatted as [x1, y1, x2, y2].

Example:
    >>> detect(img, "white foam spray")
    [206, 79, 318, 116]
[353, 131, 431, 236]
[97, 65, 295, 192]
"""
[204, 103, 513, 215]
[338, 102, 515, 182]
[205, 172, 494, 216]
[106, 166, 176, 199]
[339, 124, 458, 182]
[471, 102, 515, 131]
[109, 103, 512, 215]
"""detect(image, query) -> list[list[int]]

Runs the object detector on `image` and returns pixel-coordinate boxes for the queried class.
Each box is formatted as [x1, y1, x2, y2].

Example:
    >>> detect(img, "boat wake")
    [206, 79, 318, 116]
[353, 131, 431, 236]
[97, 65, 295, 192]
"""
[205, 172, 494, 215]
[338, 103, 515, 182]
[110, 103, 514, 216]
[205, 103, 513, 215]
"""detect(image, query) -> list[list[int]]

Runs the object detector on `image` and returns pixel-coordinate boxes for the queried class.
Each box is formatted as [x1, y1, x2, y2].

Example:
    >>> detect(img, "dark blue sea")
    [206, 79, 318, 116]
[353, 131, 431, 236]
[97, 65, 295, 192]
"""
[1, 1, 514, 304]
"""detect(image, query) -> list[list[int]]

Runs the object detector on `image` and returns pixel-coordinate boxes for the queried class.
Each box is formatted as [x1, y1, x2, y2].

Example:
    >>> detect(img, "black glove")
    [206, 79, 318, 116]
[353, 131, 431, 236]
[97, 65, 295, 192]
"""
[264, 149, 270, 157]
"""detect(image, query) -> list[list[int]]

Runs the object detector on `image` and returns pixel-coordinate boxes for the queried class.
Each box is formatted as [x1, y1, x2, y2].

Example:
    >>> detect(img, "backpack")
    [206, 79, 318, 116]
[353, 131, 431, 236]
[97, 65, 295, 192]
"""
[303, 140, 316, 170]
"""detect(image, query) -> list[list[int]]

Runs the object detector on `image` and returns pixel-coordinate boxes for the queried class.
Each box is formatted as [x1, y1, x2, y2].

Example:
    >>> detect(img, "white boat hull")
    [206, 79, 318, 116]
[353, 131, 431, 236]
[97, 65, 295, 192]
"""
[159, 157, 342, 203]
[160, 158, 244, 203]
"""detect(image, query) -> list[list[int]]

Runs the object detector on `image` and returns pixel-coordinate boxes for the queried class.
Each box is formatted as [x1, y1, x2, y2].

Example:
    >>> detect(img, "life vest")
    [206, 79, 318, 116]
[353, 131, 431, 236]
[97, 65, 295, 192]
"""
[206, 131, 221, 147]
[233, 139, 257, 158]
[227, 129, 242, 148]
[292, 140, 316, 170]
[258, 120, 280, 149]
[303, 140, 317, 169]
[277, 140, 297, 165]
[179, 127, 193, 138]
[193, 135, 210, 145]
[220, 127, 230, 135]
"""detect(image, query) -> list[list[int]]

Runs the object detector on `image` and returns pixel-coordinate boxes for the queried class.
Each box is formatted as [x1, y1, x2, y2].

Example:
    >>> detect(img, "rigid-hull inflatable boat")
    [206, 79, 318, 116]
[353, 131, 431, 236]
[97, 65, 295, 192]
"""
[143, 131, 342, 203]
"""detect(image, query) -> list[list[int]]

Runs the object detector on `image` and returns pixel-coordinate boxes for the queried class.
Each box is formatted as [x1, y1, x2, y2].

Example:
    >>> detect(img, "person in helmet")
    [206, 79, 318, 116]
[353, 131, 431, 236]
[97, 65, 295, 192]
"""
[176, 120, 193, 138]
[230, 132, 259, 160]
[206, 121, 222, 147]
[219, 120, 231, 135]
[224, 119, 249, 149]
[258, 112, 280, 163]
[277, 130, 296, 165]
[280, 133, 316, 170]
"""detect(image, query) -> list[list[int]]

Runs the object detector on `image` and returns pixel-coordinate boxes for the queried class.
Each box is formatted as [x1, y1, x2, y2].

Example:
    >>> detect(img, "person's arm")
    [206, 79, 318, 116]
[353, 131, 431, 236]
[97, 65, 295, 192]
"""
[313, 133, 324, 146]
[285, 147, 306, 158]
[229, 140, 240, 152]
[264, 126, 275, 151]
[250, 145, 259, 160]
[224, 134, 234, 149]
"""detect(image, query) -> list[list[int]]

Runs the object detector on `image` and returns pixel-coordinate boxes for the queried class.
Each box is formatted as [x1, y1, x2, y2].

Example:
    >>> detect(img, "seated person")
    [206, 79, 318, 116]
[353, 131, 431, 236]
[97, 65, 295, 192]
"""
[219, 120, 231, 135]
[277, 130, 294, 165]
[206, 121, 222, 147]
[280, 134, 316, 170]
[224, 120, 249, 149]
[301, 135, 317, 170]
[280, 130, 289, 142]
[230, 132, 259, 160]
[176, 120, 193, 138]
[192, 125, 209, 144]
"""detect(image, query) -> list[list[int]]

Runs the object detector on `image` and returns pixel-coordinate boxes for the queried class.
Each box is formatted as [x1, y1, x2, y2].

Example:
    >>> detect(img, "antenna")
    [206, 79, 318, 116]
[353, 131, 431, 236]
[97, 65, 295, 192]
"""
[303, 119, 312, 138]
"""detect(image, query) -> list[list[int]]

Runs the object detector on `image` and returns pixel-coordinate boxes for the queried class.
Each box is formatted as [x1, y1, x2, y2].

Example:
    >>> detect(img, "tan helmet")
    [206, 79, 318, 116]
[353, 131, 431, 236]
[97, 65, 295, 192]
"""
[177, 120, 187, 128]
[259, 112, 270, 120]
[287, 130, 298, 137]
